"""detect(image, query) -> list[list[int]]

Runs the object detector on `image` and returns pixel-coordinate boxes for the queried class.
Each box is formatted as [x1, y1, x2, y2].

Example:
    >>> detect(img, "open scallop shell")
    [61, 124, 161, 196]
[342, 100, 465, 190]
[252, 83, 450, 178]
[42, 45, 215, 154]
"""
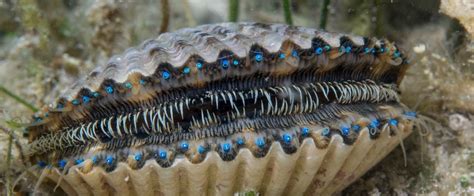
[36, 120, 413, 195]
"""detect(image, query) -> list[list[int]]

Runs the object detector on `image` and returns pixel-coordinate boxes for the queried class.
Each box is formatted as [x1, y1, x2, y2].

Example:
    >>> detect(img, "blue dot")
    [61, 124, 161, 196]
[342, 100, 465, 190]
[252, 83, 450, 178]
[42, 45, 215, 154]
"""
[405, 111, 417, 117]
[390, 119, 398, 126]
[233, 59, 239, 66]
[58, 160, 67, 168]
[92, 92, 100, 98]
[379, 47, 385, 53]
[221, 59, 230, 69]
[134, 153, 142, 161]
[139, 79, 146, 85]
[282, 134, 292, 144]
[222, 143, 231, 153]
[82, 96, 90, 103]
[181, 141, 189, 151]
[106, 156, 114, 165]
[369, 119, 380, 128]
[364, 47, 371, 54]
[75, 158, 84, 165]
[352, 125, 361, 132]
[183, 67, 191, 74]
[196, 61, 203, 69]
[91, 156, 98, 164]
[393, 51, 401, 58]
[124, 82, 133, 89]
[159, 150, 167, 159]
[105, 86, 114, 94]
[279, 53, 286, 59]
[38, 161, 47, 168]
[324, 45, 331, 51]
[345, 46, 352, 53]
[371, 48, 376, 54]
[291, 50, 298, 57]
[315, 47, 323, 55]
[198, 145, 206, 154]
[301, 127, 310, 136]
[162, 71, 171, 80]
[341, 126, 350, 136]
[321, 128, 330, 137]
[255, 54, 263, 62]
[56, 104, 64, 109]
[255, 137, 266, 149]
[72, 99, 79, 105]
[236, 137, 245, 145]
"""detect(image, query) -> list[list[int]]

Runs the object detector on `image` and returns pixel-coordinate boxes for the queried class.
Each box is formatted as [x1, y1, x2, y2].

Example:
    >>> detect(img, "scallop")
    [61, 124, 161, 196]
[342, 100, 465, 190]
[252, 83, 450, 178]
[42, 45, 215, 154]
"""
[24, 22, 415, 195]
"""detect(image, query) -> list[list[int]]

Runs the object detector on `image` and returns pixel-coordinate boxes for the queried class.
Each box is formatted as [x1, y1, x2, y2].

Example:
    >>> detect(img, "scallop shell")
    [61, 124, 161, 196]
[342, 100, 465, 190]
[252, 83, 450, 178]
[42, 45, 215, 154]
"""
[39, 121, 413, 195]
[24, 22, 415, 195]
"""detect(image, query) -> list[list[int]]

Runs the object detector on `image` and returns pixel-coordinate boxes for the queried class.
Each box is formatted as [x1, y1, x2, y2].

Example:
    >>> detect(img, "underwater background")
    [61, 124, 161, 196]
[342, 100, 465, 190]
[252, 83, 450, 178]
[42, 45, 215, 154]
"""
[0, 0, 472, 195]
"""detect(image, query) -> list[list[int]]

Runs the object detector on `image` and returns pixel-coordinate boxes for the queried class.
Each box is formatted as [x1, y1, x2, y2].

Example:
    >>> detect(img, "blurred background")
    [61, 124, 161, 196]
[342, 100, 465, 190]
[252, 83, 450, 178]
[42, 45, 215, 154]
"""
[0, 0, 472, 194]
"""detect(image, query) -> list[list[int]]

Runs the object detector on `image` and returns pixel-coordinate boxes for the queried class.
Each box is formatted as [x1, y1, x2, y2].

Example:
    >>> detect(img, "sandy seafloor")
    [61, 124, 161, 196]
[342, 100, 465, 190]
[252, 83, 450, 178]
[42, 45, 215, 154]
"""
[0, 0, 472, 195]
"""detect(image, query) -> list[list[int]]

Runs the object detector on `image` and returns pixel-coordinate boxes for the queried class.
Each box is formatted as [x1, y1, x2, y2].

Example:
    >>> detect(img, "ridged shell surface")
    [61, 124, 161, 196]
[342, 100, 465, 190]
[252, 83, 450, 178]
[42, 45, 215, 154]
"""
[24, 22, 416, 195]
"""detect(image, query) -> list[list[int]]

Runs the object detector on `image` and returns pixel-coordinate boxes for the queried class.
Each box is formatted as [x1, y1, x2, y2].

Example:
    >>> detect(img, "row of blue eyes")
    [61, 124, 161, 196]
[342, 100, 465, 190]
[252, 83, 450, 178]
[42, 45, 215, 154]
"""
[37, 116, 409, 168]
[54, 47, 399, 108]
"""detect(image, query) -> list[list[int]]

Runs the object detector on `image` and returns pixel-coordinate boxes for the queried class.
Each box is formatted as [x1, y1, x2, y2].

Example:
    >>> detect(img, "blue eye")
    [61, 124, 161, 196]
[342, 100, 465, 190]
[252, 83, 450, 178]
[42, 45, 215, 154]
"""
[315, 47, 323, 55]
[105, 86, 114, 94]
[38, 161, 47, 168]
[91, 156, 98, 164]
[124, 82, 133, 89]
[139, 79, 146, 85]
[345, 46, 352, 53]
[389, 119, 398, 126]
[279, 53, 286, 59]
[341, 127, 350, 136]
[134, 153, 142, 161]
[196, 61, 203, 69]
[58, 160, 67, 168]
[162, 71, 171, 80]
[255, 137, 266, 148]
[233, 59, 239, 65]
[159, 150, 167, 159]
[404, 111, 417, 117]
[393, 51, 401, 58]
[369, 119, 380, 128]
[105, 155, 114, 165]
[301, 127, 310, 136]
[221, 59, 230, 69]
[82, 96, 90, 103]
[352, 125, 361, 132]
[236, 137, 245, 145]
[255, 54, 263, 62]
[321, 128, 330, 137]
[198, 145, 206, 154]
[183, 66, 191, 74]
[180, 141, 189, 151]
[282, 134, 292, 144]
[221, 143, 231, 153]
[75, 158, 84, 165]
[364, 47, 371, 54]
[291, 50, 298, 57]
